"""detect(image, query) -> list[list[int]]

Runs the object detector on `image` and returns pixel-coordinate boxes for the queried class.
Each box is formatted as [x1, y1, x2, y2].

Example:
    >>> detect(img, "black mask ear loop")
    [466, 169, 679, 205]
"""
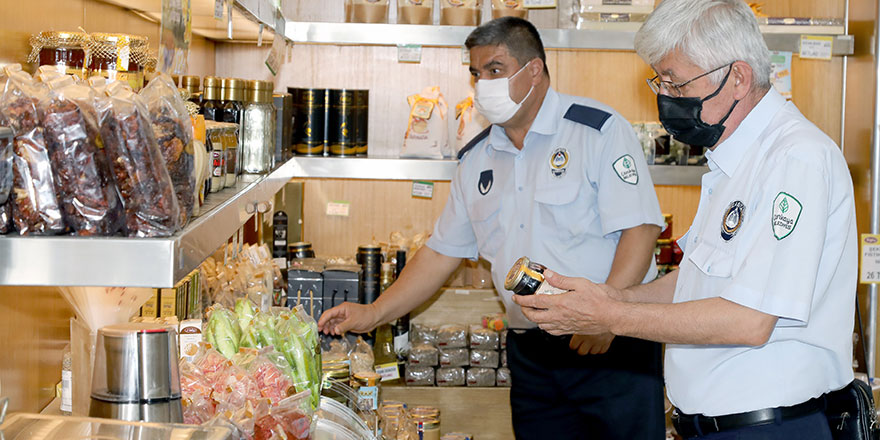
[699, 63, 740, 126]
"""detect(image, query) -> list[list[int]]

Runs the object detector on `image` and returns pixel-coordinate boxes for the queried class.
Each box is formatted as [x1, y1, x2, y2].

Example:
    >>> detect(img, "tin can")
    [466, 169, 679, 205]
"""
[504, 256, 567, 296]
[354, 90, 369, 156]
[328, 89, 357, 156]
[292, 88, 326, 156]
[288, 242, 315, 260]
[357, 245, 383, 304]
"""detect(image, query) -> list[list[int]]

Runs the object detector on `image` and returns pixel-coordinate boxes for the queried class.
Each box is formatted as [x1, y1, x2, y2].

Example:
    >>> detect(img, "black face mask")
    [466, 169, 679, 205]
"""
[657, 66, 740, 147]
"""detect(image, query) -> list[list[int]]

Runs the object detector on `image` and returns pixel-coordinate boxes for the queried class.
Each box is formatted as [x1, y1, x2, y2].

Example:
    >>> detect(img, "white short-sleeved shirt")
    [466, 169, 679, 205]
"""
[426, 88, 664, 329]
[666, 88, 857, 416]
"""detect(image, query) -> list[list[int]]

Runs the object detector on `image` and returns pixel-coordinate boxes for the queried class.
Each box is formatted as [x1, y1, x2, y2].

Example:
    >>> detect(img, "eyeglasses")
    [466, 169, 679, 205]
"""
[646, 63, 734, 98]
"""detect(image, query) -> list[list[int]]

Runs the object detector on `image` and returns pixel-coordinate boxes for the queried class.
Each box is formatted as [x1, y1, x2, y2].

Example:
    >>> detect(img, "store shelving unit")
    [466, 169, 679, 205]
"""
[0, 159, 299, 288]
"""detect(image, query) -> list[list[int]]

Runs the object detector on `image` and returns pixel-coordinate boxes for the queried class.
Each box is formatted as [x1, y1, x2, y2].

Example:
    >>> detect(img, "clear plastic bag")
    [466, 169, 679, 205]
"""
[469, 326, 499, 350]
[41, 75, 123, 236]
[438, 348, 468, 367]
[247, 350, 296, 405]
[496, 367, 511, 387]
[500, 329, 508, 350]
[97, 81, 180, 237]
[254, 391, 315, 440]
[435, 367, 465, 387]
[404, 366, 434, 386]
[501, 349, 507, 367]
[0, 114, 12, 234]
[469, 349, 499, 368]
[212, 364, 261, 412]
[0, 67, 66, 235]
[140, 73, 195, 226]
[467, 367, 495, 387]
[437, 324, 467, 348]
[349, 336, 375, 375]
[408, 344, 439, 367]
[411, 323, 437, 347]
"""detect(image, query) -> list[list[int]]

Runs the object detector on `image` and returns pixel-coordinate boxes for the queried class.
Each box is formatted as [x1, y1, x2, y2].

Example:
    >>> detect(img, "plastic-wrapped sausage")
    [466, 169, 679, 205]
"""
[42, 76, 122, 236]
[436, 367, 465, 387]
[140, 74, 195, 227]
[96, 81, 180, 237]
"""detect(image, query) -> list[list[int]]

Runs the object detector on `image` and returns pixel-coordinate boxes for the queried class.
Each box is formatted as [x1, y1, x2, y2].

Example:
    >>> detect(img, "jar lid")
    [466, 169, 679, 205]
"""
[354, 371, 381, 386]
[225, 78, 246, 101]
[181, 75, 200, 91]
[203, 76, 222, 100]
[27, 31, 89, 63]
[245, 80, 273, 103]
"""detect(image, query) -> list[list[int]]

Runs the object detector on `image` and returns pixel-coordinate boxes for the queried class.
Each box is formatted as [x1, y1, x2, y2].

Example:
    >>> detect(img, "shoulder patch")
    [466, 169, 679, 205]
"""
[563, 104, 612, 131]
[456, 125, 492, 160]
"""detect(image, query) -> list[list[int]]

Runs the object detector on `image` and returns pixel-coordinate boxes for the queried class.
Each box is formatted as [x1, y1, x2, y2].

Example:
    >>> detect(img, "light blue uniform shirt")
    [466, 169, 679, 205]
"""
[426, 88, 664, 329]
[667, 88, 857, 416]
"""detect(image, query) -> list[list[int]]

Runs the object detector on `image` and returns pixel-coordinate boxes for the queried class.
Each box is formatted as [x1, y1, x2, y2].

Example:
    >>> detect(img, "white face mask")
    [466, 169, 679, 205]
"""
[474, 60, 535, 125]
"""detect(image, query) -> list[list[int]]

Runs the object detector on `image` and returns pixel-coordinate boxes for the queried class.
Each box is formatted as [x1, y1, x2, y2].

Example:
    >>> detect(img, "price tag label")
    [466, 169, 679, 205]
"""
[454, 289, 470, 295]
[412, 181, 434, 199]
[861, 234, 880, 283]
[265, 32, 283, 75]
[799, 35, 833, 60]
[397, 44, 422, 63]
[524, 0, 557, 8]
[375, 362, 401, 382]
[326, 201, 350, 217]
[258, 23, 264, 47]
[214, 0, 224, 19]
[273, 257, 288, 269]
[227, 0, 234, 39]
[461, 46, 471, 65]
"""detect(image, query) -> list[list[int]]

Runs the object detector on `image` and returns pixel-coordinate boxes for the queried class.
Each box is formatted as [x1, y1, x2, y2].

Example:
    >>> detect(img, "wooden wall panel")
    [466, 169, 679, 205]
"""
[655, 185, 701, 239]
[0, 287, 73, 413]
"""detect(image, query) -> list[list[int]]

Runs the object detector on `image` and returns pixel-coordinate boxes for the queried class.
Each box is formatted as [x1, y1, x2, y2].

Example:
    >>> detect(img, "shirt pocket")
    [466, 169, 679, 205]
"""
[687, 241, 734, 278]
[468, 194, 503, 259]
[534, 181, 592, 238]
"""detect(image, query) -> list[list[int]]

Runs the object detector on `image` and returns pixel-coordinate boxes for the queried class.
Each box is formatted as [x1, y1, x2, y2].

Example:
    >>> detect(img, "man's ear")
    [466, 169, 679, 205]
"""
[731, 61, 753, 100]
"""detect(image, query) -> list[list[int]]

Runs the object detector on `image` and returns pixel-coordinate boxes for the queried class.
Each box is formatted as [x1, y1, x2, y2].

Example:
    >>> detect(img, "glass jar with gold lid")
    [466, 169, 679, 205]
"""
[28, 31, 89, 78]
[241, 80, 276, 174]
[88, 33, 150, 91]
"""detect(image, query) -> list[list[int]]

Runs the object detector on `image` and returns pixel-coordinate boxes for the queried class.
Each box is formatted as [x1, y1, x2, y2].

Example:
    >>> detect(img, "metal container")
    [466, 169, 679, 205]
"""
[356, 245, 382, 304]
[291, 88, 326, 156]
[274, 93, 293, 165]
[0, 413, 232, 439]
[327, 89, 357, 156]
[354, 90, 369, 156]
[504, 256, 566, 296]
[289, 241, 316, 259]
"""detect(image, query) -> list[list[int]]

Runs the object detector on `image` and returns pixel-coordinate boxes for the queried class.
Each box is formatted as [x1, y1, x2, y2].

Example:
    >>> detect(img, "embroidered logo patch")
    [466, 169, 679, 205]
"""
[721, 200, 745, 241]
[478, 169, 493, 196]
[549, 148, 569, 178]
[612, 154, 639, 185]
[772, 192, 802, 240]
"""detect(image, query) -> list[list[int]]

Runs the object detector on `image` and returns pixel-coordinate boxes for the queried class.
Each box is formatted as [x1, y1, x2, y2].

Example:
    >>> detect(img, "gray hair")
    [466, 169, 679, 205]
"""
[634, 0, 771, 89]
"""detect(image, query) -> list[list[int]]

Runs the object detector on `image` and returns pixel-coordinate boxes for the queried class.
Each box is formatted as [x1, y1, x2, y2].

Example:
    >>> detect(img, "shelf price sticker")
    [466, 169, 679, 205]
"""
[799, 35, 833, 60]
[412, 181, 434, 199]
[461, 46, 471, 65]
[524, 0, 557, 8]
[375, 362, 401, 382]
[214, 0, 224, 19]
[326, 201, 351, 217]
[397, 44, 423, 63]
[860, 234, 880, 283]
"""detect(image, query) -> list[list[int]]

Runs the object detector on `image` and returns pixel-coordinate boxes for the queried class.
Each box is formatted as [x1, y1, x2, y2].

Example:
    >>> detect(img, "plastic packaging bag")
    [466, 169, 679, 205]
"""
[254, 390, 314, 440]
[349, 336, 375, 375]
[248, 351, 296, 405]
[500, 329, 508, 349]
[0, 66, 66, 235]
[212, 364, 261, 412]
[0, 112, 12, 234]
[438, 348, 468, 367]
[41, 75, 122, 236]
[500, 349, 507, 367]
[436, 367, 465, 387]
[491, 0, 527, 19]
[401, 86, 451, 159]
[404, 366, 435, 386]
[469, 326, 499, 350]
[453, 92, 489, 155]
[97, 80, 180, 237]
[470, 349, 499, 368]
[496, 367, 511, 387]
[467, 367, 495, 387]
[408, 344, 439, 367]
[140, 73, 195, 226]
[411, 323, 437, 347]
[437, 324, 468, 348]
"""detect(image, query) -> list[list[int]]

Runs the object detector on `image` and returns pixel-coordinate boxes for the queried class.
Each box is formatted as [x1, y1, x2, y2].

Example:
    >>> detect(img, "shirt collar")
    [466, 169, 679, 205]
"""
[705, 87, 786, 177]
[487, 87, 560, 154]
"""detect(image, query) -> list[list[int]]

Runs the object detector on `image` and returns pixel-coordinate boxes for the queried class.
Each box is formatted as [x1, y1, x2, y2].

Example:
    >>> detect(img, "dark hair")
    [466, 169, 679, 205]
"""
[465, 17, 549, 75]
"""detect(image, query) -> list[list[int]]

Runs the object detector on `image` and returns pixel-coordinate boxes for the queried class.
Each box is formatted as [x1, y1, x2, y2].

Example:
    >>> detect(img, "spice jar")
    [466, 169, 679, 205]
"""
[223, 127, 239, 188]
[241, 80, 276, 174]
[29, 31, 89, 78]
[207, 125, 226, 192]
[201, 76, 223, 121]
[353, 371, 381, 411]
[88, 33, 149, 91]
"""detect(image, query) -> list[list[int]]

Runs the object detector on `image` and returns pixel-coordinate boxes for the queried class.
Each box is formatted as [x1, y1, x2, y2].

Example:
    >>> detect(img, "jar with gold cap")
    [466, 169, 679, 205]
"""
[201, 76, 223, 121]
[88, 33, 150, 91]
[181, 76, 201, 104]
[241, 80, 276, 174]
[28, 31, 89, 78]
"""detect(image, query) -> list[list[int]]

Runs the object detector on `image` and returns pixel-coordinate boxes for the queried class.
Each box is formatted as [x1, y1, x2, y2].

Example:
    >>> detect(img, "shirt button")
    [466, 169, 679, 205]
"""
[708, 189, 713, 195]
[520, 224, 525, 229]
[518, 186, 523, 191]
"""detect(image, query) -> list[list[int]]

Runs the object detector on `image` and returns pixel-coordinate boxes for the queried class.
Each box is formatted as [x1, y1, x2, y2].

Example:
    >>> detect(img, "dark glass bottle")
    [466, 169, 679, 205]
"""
[200, 76, 223, 121]
[221, 78, 245, 125]
[393, 249, 410, 374]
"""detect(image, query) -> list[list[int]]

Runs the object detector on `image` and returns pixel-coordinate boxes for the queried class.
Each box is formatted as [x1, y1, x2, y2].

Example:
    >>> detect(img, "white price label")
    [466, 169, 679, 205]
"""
[397, 44, 422, 63]
[454, 289, 471, 295]
[214, 0, 224, 19]
[412, 181, 434, 199]
[461, 46, 471, 65]
[258, 23, 264, 47]
[799, 35, 833, 60]
[524, 0, 557, 8]
[375, 362, 401, 382]
[326, 201, 350, 217]
[273, 257, 288, 269]
[265, 32, 283, 75]
[861, 234, 880, 284]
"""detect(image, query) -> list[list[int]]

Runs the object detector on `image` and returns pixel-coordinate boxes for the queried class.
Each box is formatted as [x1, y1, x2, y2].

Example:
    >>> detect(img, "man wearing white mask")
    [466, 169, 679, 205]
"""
[318, 17, 665, 439]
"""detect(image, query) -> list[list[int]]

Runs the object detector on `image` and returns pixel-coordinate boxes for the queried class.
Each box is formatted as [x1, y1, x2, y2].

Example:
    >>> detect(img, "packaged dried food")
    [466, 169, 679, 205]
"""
[408, 344, 439, 367]
[0, 122, 12, 234]
[469, 326, 499, 350]
[0, 67, 66, 235]
[404, 365, 434, 386]
[496, 367, 511, 387]
[492, 0, 527, 19]
[411, 323, 437, 347]
[346, 0, 389, 23]
[97, 81, 181, 237]
[140, 74, 196, 226]
[466, 367, 495, 387]
[402, 86, 451, 159]
[500, 349, 507, 367]
[438, 348, 468, 367]
[253, 391, 314, 440]
[453, 92, 489, 156]
[440, 0, 481, 25]
[437, 324, 467, 349]
[398, 0, 433, 25]
[350, 336, 375, 375]
[500, 329, 508, 349]
[470, 349, 499, 368]
[435, 367, 465, 387]
[41, 75, 123, 236]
